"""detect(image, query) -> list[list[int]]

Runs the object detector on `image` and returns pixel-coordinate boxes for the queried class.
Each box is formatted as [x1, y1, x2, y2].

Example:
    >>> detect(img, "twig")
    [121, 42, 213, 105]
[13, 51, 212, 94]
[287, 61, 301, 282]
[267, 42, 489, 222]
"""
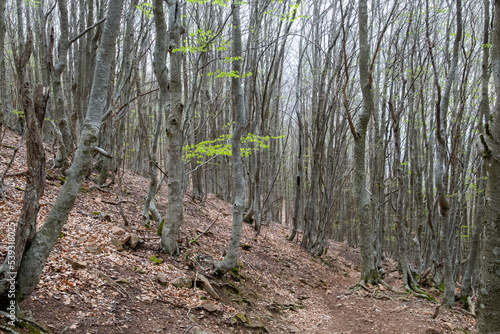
[5, 170, 27, 177]
[97, 271, 130, 299]
[148, 276, 163, 299]
[69, 17, 106, 45]
[0, 134, 25, 190]
[189, 218, 218, 245]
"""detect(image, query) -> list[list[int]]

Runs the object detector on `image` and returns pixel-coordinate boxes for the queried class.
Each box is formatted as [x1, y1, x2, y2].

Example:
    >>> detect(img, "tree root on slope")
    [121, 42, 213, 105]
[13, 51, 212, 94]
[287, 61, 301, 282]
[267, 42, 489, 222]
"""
[0, 310, 51, 333]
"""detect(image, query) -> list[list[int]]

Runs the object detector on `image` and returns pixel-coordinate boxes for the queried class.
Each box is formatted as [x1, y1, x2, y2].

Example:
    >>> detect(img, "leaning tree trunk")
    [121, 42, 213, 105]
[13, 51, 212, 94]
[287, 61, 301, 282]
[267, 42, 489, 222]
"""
[159, 0, 185, 256]
[214, 0, 246, 275]
[10, 0, 124, 303]
[476, 0, 500, 331]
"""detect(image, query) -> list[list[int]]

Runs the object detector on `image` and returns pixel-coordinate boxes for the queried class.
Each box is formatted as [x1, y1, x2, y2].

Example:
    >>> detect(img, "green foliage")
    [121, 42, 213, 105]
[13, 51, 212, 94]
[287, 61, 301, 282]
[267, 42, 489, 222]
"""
[136, 2, 153, 19]
[182, 132, 284, 163]
[187, 0, 231, 6]
[149, 255, 163, 265]
[24, 0, 41, 7]
[263, 0, 307, 22]
[12, 109, 24, 118]
[204, 69, 252, 79]
[157, 219, 164, 236]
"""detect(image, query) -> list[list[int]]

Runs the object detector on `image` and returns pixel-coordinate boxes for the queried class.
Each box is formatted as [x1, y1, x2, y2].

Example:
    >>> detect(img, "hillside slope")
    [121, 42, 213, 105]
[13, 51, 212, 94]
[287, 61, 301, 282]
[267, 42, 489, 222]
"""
[0, 129, 475, 333]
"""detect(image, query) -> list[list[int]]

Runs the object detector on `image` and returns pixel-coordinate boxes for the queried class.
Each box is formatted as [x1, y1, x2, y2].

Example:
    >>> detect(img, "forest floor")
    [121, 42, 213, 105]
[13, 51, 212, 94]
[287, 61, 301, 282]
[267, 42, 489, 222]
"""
[0, 128, 476, 334]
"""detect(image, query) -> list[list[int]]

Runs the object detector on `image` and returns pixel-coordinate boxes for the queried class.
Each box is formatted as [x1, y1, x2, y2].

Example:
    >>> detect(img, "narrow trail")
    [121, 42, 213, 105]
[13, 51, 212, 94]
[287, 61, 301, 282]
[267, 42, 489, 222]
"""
[0, 128, 476, 333]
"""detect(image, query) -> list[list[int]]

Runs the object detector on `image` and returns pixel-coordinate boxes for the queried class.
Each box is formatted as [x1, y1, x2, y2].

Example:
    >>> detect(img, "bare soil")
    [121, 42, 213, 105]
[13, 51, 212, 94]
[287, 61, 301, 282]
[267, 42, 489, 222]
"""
[0, 128, 476, 333]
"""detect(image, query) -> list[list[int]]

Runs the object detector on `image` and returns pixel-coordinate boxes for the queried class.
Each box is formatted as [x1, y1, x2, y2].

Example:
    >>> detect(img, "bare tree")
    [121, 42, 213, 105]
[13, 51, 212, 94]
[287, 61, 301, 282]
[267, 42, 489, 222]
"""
[159, 0, 186, 256]
[476, 0, 500, 330]
[4, 0, 124, 304]
[214, 0, 246, 275]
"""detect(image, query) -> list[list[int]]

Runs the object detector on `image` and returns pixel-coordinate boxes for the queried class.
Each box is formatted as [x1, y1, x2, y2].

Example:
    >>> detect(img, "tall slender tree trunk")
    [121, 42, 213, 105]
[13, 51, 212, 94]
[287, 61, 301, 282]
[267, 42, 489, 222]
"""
[52, 0, 73, 173]
[0, 34, 49, 309]
[476, 0, 500, 331]
[427, 0, 462, 308]
[355, 0, 379, 285]
[160, 0, 185, 256]
[214, 0, 246, 275]
[461, 0, 490, 308]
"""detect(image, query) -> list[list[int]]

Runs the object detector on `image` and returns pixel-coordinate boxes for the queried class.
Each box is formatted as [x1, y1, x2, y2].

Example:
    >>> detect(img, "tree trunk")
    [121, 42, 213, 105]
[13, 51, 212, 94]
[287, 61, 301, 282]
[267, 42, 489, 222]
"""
[52, 0, 73, 173]
[160, 0, 185, 256]
[476, 0, 500, 331]
[0, 35, 49, 309]
[355, 0, 379, 284]
[214, 0, 246, 275]
[11, 0, 124, 303]
[427, 0, 462, 308]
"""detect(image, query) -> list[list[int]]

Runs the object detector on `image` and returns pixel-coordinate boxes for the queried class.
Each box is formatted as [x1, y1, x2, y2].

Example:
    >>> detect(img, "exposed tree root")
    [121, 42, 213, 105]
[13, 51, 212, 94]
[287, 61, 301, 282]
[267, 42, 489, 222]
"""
[0, 310, 50, 333]
[0, 325, 20, 334]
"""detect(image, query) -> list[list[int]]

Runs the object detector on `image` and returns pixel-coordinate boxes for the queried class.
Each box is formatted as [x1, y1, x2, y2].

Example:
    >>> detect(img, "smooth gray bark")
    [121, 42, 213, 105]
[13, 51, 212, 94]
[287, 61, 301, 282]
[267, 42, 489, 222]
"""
[477, 0, 500, 331]
[52, 0, 73, 173]
[214, 0, 246, 275]
[431, 0, 462, 308]
[160, 0, 185, 256]
[355, 0, 379, 284]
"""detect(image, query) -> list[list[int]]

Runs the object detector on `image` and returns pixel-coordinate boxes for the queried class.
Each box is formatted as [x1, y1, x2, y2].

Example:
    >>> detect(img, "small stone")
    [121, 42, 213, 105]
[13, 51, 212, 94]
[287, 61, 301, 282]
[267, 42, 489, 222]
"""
[99, 213, 112, 221]
[111, 226, 126, 236]
[111, 238, 124, 251]
[122, 234, 132, 244]
[426, 329, 440, 334]
[171, 276, 193, 288]
[287, 325, 300, 333]
[195, 274, 220, 299]
[188, 313, 198, 323]
[201, 303, 219, 313]
[129, 233, 140, 249]
[187, 326, 211, 334]
[86, 242, 102, 255]
[17, 309, 33, 320]
[65, 257, 87, 269]
[156, 273, 169, 286]
[443, 322, 454, 331]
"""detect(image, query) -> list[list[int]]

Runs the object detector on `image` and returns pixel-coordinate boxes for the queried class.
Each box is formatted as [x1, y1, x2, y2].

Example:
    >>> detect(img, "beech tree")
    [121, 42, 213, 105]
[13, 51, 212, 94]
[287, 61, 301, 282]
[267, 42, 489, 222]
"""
[477, 0, 500, 330]
[214, 0, 246, 275]
[0, 0, 496, 325]
[0, 0, 124, 306]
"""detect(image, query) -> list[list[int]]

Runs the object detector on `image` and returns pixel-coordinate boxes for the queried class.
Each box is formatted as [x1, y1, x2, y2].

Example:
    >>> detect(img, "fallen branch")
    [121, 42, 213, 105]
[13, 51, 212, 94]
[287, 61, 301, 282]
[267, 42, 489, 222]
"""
[5, 170, 28, 177]
[97, 271, 130, 299]
[0, 134, 25, 193]
[190, 218, 218, 245]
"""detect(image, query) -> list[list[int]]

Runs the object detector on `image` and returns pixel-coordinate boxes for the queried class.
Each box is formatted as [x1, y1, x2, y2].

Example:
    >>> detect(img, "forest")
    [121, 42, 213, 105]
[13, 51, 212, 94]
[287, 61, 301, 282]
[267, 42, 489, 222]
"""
[0, 0, 498, 333]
